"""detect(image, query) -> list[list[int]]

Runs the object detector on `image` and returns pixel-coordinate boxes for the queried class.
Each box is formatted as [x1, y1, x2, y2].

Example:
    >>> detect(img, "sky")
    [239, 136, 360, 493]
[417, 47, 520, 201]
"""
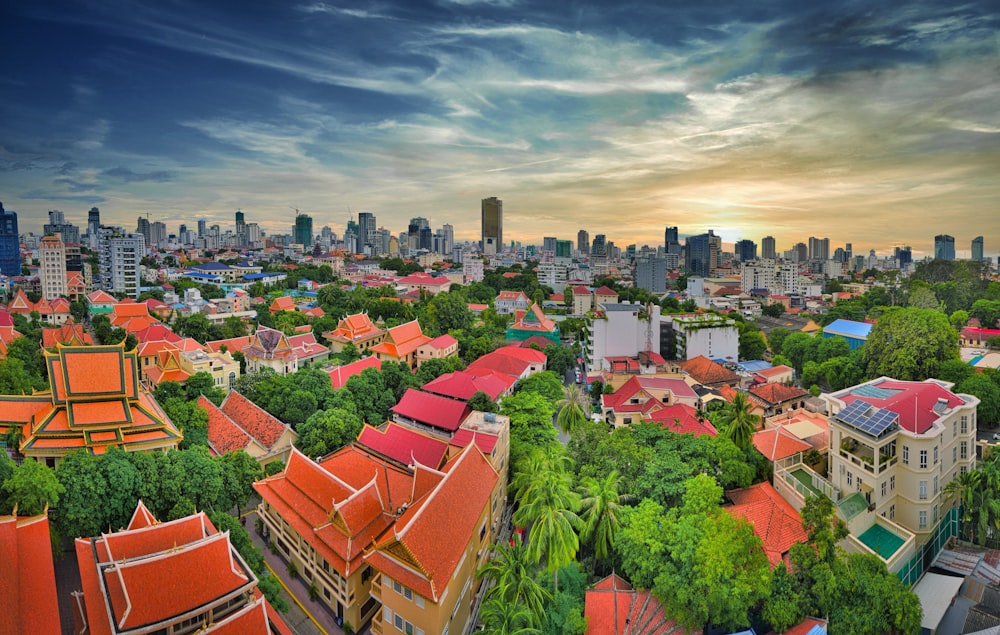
[1, 0, 998, 259]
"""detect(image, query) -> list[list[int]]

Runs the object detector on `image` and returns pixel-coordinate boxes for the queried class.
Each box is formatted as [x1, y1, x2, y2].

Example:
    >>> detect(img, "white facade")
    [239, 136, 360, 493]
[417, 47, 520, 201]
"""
[40, 235, 67, 300]
[823, 378, 979, 545]
[586, 303, 661, 371]
[98, 230, 145, 299]
[462, 254, 484, 283]
[537, 262, 568, 293]
[740, 260, 798, 295]
[669, 314, 739, 362]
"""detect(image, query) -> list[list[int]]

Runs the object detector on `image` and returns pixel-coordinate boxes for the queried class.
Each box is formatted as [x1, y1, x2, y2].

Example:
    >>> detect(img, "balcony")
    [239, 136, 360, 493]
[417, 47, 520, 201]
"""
[369, 573, 383, 603]
[838, 437, 896, 476]
[371, 612, 384, 635]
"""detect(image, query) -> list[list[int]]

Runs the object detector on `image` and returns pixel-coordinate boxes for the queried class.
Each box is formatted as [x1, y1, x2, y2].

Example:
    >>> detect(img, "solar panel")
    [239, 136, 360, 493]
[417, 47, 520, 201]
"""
[837, 400, 898, 437]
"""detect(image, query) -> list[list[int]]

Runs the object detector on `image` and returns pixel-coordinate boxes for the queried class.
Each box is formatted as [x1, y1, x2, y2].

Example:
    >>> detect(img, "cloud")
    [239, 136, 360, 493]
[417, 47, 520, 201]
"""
[21, 190, 106, 204]
[296, 2, 398, 19]
[100, 167, 177, 182]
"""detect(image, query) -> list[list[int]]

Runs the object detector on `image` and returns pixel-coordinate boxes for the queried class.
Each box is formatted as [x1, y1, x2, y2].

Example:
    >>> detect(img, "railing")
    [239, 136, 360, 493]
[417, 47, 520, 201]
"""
[371, 612, 384, 635]
[369, 573, 383, 602]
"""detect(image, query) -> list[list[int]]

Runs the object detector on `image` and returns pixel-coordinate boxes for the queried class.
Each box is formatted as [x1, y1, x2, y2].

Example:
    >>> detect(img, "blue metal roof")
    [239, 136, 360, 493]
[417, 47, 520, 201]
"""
[190, 261, 231, 271]
[806, 625, 827, 635]
[823, 319, 873, 339]
[738, 360, 772, 372]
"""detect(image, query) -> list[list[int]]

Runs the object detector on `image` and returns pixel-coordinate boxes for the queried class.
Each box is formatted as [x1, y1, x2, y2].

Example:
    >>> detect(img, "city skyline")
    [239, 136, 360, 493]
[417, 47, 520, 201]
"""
[1, 1, 998, 257]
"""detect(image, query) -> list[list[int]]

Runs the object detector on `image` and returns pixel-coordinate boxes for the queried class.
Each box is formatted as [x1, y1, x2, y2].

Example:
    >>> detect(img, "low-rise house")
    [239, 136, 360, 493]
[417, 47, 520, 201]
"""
[753, 364, 795, 385]
[7, 289, 72, 325]
[110, 300, 160, 333]
[495, 290, 530, 315]
[0, 343, 181, 467]
[822, 319, 873, 351]
[726, 482, 808, 568]
[422, 370, 511, 402]
[961, 327, 1000, 348]
[73, 501, 290, 634]
[0, 510, 62, 634]
[647, 403, 718, 438]
[506, 302, 560, 344]
[200, 391, 296, 466]
[748, 382, 809, 418]
[678, 355, 740, 388]
[467, 345, 546, 382]
[571, 285, 593, 315]
[415, 333, 458, 367]
[601, 375, 701, 427]
[86, 289, 117, 315]
[397, 271, 452, 296]
[370, 320, 432, 369]
[325, 356, 382, 389]
[269, 295, 296, 313]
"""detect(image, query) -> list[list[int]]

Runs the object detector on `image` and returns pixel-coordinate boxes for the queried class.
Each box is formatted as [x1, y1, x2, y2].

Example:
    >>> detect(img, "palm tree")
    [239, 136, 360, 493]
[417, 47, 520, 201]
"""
[477, 535, 552, 627]
[718, 392, 760, 450]
[513, 459, 582, 592]
[944, 469, 981, 536]
[478, 596, 543, 635]
[579, 469, 631, 563]
[556, 384, 590, 437]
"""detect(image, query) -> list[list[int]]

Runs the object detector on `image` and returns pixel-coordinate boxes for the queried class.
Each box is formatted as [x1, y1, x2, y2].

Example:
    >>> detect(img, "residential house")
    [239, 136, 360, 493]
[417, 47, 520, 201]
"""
[647, 403, 718, 438]
[571, 285, 593, 315]
[583, 573, 697, 635]
[326, 356, 382, 389]
[269, 295, 296, 314]
[494, 290, 530, 315]
[960, 327, 1000, 348]
[600, 375, 701, 427]
[72, 501, 290, 634]
[7, 289, 72, 325]
[753, 364, 795, 385]
[370, 320, 432, 369]
[678, 355, 740, 388]
[200, 391, 296, 467]
[506, 303, 560, 344]
[748, 382, 809, 418]
[415, 334, 459, 367]
[467, 346, 546, 382]
[397, 271, 452, 296]
[726, 482, 808, 568]
[593, 285, 619, 307]
[823, 377, 979, 545]
[0, 511, 62, 634]
[239, 326, 329, 376]
[0, 343, 181, 467]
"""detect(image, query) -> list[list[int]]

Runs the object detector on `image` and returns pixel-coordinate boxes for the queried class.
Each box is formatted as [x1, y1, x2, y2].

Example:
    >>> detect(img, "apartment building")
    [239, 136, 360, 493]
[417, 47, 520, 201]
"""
[39, 233, 67, 300]
[823, 377, 979, 545]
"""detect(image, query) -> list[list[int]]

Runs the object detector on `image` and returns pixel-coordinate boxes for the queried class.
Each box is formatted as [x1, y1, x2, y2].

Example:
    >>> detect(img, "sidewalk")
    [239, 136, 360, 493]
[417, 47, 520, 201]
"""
[246, 510, 371, 635]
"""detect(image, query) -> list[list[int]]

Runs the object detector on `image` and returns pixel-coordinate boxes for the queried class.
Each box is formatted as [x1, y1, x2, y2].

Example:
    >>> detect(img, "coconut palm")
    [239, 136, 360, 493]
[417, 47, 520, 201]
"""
[718, 392, 761, 450]
[579, 469, 632, 563]
[477, 534, 552, 627]
[478, 596, 542, 635]
[555, 384, 590, 437]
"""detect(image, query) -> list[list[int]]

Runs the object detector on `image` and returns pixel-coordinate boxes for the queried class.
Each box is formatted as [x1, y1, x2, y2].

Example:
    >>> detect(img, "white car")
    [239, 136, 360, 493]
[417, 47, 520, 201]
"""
[992, 432, 1000, 441]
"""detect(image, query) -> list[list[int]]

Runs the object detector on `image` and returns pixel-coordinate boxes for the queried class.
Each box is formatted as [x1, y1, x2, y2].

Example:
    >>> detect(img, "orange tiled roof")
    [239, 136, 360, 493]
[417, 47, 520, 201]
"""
[752, 426, 814, 462]
[202, 394, 252, 455]
[364, 445, 499, 602]
[511, 303, 557, 333]
[269, 296, 296, 313]
[749, 382, 809, 407]
[726, 482, 808, 568]
[41, 322, 94, 348]
[0, 513, 62, 634]
[584, 574, 697, 635]
[86, 290, 117, 304]
[679, 356, 739, 386]
[370, 319, 431, 359]
[648, 404, 718, 437]
[220, 390, 290, 450]
[325, 312, 383, 343]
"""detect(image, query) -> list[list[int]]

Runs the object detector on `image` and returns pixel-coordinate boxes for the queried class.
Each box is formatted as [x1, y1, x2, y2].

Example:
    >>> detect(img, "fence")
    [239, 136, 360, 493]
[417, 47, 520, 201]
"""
[896, 506, 961, 586]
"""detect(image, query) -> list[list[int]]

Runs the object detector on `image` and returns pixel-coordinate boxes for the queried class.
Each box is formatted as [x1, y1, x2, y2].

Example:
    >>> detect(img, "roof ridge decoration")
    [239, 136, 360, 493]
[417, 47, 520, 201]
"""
[396, 443, 476, 540]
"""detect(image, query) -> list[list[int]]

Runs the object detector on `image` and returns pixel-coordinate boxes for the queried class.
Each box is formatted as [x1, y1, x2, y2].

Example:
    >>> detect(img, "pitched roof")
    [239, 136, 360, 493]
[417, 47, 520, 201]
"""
[679, 355, 739, 386]
[835, 378, 967, 435]
[370, 320, 431, 358]
[326, 356, 382, 389]
[496, 290, 529, 302]
[0, 513, 62, 634]
[202, 394, 253, 455]
[422, 333, 458, 350]
[220, 390, 290, 449]
[648, 403, 718, 437]
[756, 364, 794, 380]
[594, 285, 618, 296]
[365, 445, 498, 602]
[749, 382, 809, 407]
[467, 345, 546, 378]
[602, 376, 699, 410]
[323, 312, 384, 343]
[448, 428, 500, 454]
[269, 296, 296, 313]
[421, 370, 508, 401]
[392, 389, 472, 432]
[356, 422, 449, 469]
[726, 482, 808, 568]
[584, 573, 697, 635]
[205, 335, 254, 354]
[86, 290, 118, 304]
[510, 303, 557, 333]
[823, 319, 873, 339]
[41, 322, 94, 348]
[752, 426, 813, 461]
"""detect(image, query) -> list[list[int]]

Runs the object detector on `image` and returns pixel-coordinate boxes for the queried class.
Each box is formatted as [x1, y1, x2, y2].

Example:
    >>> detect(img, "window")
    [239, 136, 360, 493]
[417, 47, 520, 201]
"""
[919, 450, 927, 469]
[933, 505, 938, 524]
[847, 471, 852, 486]
[961, 441, 968, 460]
[857, 477, 863, 492]
[890, 475, 895, 491]
[384, 607, 393, 624]
[961, 465, 967, 476]
[919, 481, 927, 500]
[902, 445, 909, 465]
[406, 624, 414, 635]
[919, 511, 927, 529]
[933, 475, 939, 495]
[393, 580, 402, 594]
[404, 587, 413, 601]
[394, 614, 403, 630]
[961, 416, 968, 434]
[415, 596, 424, 609]
[881, 481, 887, 497]
[953, 446, 957, 464]
[933, 446, 938, 465]
[889, 504, 895, 520]
[479, 524, 487, 542]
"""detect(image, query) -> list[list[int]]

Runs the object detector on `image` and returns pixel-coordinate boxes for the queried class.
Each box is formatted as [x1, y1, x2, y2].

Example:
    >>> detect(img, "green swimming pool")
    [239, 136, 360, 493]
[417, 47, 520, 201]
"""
[858, 523, 905, 559]
[838, 492, 868, 520]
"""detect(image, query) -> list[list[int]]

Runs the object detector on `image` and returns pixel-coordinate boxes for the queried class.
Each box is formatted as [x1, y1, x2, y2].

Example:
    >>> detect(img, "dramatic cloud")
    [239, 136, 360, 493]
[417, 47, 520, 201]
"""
[0, 0, 997, 256]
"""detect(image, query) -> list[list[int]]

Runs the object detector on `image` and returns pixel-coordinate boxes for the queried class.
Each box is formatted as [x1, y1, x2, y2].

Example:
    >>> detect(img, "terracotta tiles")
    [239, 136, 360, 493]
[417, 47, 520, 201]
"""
[0, 513, 62, 634]
[749, 382, 809, 407]
[220, 391, 288, 449]
[752, 427, 813, 462]
[41, 322, 94, 348]
[726, 482, 808, 568]
[202, 394, 252, 455]
[648, 404, 718, 438]
[679, 355, 739, 387]
[584, 573, 698, 635]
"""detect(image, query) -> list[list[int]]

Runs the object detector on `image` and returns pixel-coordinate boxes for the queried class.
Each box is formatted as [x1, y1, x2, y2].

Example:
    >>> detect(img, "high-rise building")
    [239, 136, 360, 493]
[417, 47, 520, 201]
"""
[418, 226, 433, 251]
[293, 212, 313, 247]
[87, 207, 101, 248]
[150, 221, 167, 247]
[635, 254, 667, 293]
[39, 233, 67, 300]
[481, 197, 503, 255]
[43, 210, 80, 245]
[542, 237, 557, 254]
[808, 236, 830, 261]
[972, 236, 984, 261]
[577, 229, 589, 255]
[845, 243, 853, 262]
[761, 236, 776, 260]
[197, 219, 207, 238]
[136, 216, 151, 246]
[665, 226, 682, 256]
[894, 246, 912, 268]
[685, 230, 721, 278]
[735, 239, 757, 262]
[235, 210, 246, 246]
[441, 224, 454, 256]
[247, 222, 261, 246]
[934, 234, 955, 261]
[357, 212, 377, 254]
[99, 229, 145, 298]
[0, 203, 19, 277]
[555, 240, 572, 259]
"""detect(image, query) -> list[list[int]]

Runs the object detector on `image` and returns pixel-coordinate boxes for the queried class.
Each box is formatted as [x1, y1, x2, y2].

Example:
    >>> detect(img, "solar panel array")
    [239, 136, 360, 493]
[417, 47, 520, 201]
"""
[837, 400, 899, 437]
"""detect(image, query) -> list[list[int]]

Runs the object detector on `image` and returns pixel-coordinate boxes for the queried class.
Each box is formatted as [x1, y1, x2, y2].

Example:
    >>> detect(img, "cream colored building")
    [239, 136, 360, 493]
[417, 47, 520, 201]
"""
[823, 377, 979, 545]
[180, 348, 241, 390]
[40, 234, 67, 300]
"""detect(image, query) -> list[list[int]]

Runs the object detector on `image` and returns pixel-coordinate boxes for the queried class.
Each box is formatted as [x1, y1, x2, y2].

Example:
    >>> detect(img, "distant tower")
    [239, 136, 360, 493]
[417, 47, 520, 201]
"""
[664, 226, 681, 255]
[934, 234, 955, 261]
[481, 197, 503, 255]
[577, 229, 589, 255]
[357, 212, 377, 254]
[761, 236, 776, 260]
[735, 239, 757, 262]
[293, 212, 313, 246]
[235, 210, 246, 246]
[685, 230, 721, 277]
[197, 219, 207, 238]
[0, 203, 20, 277]
[972, 236, 984, 261]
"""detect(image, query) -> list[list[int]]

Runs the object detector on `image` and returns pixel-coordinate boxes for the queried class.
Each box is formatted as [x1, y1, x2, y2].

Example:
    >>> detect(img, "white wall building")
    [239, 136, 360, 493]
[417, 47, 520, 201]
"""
[40, 234, 67, 300]
[98, 229, 145, 299]
[586, 303, 661, 372]
[668, 313, 739, 362]
[740, 260, 798, 295]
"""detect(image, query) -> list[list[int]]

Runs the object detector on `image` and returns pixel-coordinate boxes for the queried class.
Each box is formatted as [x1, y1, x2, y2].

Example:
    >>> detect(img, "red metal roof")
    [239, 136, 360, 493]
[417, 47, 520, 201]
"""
[838, 378, 967, 435]
[326, 356, 381, 389]
[421, 370, 508, 401]
[392, 389, 472, 432]
[449, 428, 499, 454]
[357, 422, 449, 468]
[648, 404, 718, 438]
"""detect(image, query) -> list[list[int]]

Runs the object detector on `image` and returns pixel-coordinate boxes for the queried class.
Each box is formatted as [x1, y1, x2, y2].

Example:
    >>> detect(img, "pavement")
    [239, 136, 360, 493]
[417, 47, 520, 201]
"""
[53, 540, 82, 635]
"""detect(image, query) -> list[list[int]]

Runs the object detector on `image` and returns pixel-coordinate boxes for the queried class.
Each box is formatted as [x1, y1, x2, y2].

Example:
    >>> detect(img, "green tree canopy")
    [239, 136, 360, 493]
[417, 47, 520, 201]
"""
[2, 459, 64, 517]
[863, 307, 959, 381]
[296, 408, 364, 458]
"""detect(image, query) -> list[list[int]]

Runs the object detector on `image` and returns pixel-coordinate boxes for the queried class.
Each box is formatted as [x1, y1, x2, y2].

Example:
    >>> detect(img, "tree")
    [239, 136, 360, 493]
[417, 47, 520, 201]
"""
[53, 451, 109, 538]
[555, 384, 590, 437]
[477, 534, 552, 628]
[296, 408, 364, 458]
[578, 470, 628, 564]
[2, 459, 64, 517]
[0, 357, 38, 395]
[956, 374, 1000, 428]
[762, 562, 804, 633]
[739, 330, 767, 361]
[516, 371, 565, 403]
[468, 391, 499, 413]
[762, 303, 785, 318]
[185, 371, 225, 405]
[501, 391, 558, 462]
[863, 307, 959, 381]
[478, 596, 542, 635]
[100, 447, 143, 531]
[219, 450, 264, 514]
[563, 287, 574, 310]
[717, 392, 760, 450]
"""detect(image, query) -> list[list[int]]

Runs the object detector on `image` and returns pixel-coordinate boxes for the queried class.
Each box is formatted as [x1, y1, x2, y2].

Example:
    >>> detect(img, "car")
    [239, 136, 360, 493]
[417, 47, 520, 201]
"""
[992, 432, 1000, 441]
[574, 370, 583, 384]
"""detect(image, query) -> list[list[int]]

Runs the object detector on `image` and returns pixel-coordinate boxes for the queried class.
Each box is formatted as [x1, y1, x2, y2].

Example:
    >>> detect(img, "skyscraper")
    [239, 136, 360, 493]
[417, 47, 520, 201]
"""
[934, 235, 955, 261]
[441, 224, 454, 256]
[197, 219, 207, 238]
[542, 237, 557, 254]
[235, 210, 246, 246]
[577, 230, 589, 255]
[481, 197, 503, 255]
[40, 233, 67, 300]
[44, 210, 80, 245]
[635, 254, 667, 293]
[358, 212, 377, 254]
[0, 203, 19, 277]
[734, 239, 757, 262]
[761, 236, 776, 260]
[664, 226, 682, 256]
[87, 207, 101, 248]
[972, 236, 984, 261]
[293, 212, 313, 247]
[808, 237, 830, 261]
[99, 229, 145, 299]
[685, 230, 721, 277]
